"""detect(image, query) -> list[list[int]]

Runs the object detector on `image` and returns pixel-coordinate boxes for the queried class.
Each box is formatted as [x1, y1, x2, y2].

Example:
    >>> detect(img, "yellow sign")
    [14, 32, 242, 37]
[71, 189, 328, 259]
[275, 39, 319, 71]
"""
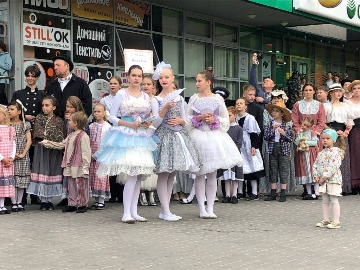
[114, 0, 150, 27]
[71, 0, 113, 22]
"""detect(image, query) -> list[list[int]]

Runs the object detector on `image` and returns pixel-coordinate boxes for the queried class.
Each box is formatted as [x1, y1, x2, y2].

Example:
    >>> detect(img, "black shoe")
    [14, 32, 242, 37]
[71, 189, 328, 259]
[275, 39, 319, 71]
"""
[47, 202, 54, 211]
[279, 196, 286, 202]
[57, 198, 68, 206]
[76, 206, 87, 213]
[39, 202, 47, 211]
[62, 206, 77, 213]
[231, 196, 238, 204]
[237, 193, 244, 200]
[264, 195, 276, 201]
[95, 203, 104, 210]
[246, 194, 259, 201]
[302, 194, 314, 200]
[17, 204, 25, 211]
[222, 196, 231, 203]
[11, 203, 19, 212]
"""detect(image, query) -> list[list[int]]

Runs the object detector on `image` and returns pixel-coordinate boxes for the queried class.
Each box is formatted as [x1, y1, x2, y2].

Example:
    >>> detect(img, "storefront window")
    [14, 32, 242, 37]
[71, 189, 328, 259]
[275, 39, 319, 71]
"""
[116, 30, 158, 69]
[185, 17, 211, 38]
[73, 20, 114, 66]
[290, 39, 309, 58]
[184, 40, 212, 76]
[214, 46, 238, 78]
[331, 46, 344, 64]
[152, 35, 183, 74]
[152, 6, 182, 36]
[346, 49, 358, 68]
[263, 32, 282, 53]
[214, 23, 237, 43]
[240, 25, 261, 50]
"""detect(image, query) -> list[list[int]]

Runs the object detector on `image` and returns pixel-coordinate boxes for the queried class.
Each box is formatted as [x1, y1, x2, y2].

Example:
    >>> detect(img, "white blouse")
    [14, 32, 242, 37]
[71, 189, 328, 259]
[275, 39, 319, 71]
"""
[324, 102, 354, 126]
[346, 100, 360, 120]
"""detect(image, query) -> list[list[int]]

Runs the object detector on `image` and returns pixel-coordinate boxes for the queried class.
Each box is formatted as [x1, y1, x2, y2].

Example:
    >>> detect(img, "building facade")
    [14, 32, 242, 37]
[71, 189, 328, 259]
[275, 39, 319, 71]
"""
[1, 0, 359, 102]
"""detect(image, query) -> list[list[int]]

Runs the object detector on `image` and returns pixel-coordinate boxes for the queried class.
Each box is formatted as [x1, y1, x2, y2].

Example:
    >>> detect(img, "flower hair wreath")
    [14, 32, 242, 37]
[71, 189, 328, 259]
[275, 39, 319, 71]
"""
[152, 61, 171, 80]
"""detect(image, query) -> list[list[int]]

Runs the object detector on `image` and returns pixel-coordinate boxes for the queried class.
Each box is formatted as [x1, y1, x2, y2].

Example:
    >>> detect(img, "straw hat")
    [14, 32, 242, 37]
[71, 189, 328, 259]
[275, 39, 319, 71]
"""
[328, 83, 342, 93]
[347, 80, 360, 92]
[265, 102, 292, 123]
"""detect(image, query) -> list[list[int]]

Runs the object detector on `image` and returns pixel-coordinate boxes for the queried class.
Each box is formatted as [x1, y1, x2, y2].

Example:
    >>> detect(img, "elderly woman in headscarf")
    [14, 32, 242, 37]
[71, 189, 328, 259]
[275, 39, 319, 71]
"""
[259, 90, 296, 194]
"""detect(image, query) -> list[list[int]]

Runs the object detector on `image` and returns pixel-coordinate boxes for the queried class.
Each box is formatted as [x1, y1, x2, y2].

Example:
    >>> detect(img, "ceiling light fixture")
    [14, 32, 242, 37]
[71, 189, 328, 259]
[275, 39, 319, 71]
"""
[248, 14, 256, 19]
[281, 21, 288, 26]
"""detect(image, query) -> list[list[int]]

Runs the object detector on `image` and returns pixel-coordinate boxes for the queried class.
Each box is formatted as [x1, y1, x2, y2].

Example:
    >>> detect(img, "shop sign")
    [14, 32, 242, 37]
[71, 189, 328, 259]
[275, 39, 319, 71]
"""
[262, 55, 272, 80]
[124, 49, 153, 74]
[294, 0, 360, 27]
[71, 0, 113, 22]
[248, 0, 292, 12]
[23, 23, 71, 50]
[73, 20, 113, 66]
[115, 0, 150, 29]
[23, 0, 69, 14]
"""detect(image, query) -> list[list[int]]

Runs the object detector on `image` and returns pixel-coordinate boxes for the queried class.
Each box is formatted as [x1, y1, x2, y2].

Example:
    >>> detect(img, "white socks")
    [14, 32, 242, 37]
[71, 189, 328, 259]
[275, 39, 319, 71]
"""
[322, 194, 341, 223]
[205, 172, 217, 215]
[98, 197, 105, 205]
[187, 183, 196, 201]
[195, 175, 207, 216]
[250, 180, 258, 195]
[0, 198, 4, 208]
[238, 181, 244, 195]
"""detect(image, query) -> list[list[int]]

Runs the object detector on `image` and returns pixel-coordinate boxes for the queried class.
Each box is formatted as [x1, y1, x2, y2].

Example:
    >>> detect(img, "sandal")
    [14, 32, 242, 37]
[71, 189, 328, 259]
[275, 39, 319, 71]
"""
[179, 198, 192, 204]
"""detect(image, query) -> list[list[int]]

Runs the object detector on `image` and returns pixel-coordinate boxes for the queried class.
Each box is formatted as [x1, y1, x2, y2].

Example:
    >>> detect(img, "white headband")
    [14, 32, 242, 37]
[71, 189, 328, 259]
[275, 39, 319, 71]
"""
[16, 99, 27, 131]
[152, 61, 171, 80]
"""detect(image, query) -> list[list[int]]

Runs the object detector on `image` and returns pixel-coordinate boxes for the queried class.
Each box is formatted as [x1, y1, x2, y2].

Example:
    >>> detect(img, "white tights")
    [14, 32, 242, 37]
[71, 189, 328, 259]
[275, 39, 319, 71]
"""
[322, 193, 341, 223]
[225, 180, 239, 197]
[157, 172, 176, 216]
[11, 188, 25, 204]
[195, 171, 217, 216]
[123, 175, 142, 220]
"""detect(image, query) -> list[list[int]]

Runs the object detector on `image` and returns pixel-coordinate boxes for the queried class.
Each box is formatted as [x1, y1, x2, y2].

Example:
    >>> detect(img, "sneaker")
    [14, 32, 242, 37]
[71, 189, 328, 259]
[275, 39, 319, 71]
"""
[327, 221, 341, 229]
[246, 194, 259, 201]
[231, 196, 238, 204]
[316, 220, 330, 228]
[222, 196, 231, 203]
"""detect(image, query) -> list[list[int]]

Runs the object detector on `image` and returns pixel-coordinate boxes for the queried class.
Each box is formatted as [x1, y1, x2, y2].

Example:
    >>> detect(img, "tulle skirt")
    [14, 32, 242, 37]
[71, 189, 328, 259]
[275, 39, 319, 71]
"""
[189, 128, 243, 175]
[94, 126, 158, 178]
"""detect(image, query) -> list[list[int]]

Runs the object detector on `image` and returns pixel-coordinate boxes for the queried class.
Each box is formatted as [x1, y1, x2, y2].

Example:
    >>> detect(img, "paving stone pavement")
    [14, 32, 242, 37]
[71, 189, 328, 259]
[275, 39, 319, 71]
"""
[1, 193, 360, 270]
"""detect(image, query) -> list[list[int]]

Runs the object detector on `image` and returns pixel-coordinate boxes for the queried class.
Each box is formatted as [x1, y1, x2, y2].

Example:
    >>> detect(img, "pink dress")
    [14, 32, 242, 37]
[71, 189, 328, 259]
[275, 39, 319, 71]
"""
[292, 100, 325, 184]
[0, 125, 16, 197]
[89, 122, 111, 199]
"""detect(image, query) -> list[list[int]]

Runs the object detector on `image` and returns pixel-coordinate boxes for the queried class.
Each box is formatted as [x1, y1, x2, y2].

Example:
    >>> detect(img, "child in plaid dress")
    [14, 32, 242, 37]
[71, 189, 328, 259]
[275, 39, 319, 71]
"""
[0, 105, 16, 214]
[263, 103, 293, 202]
[8, 101, 32, 212]
[90, 104, 111, 210]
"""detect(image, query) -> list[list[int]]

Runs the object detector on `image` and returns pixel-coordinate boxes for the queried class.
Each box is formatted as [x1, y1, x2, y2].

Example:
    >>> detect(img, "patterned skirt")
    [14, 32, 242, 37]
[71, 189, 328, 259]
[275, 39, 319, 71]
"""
[155, 127, 201, 174]
[0, 163, 15, 197]
[27, 143, 63, 197]
[90, 160, 110, 198]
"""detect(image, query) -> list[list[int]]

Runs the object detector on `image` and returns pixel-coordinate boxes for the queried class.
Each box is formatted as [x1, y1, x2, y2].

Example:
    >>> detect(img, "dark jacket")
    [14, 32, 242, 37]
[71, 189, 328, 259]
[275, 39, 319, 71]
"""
[249, 64, 271, 107]
[11, 87, 44, 117]
[46, 74, 92, 117]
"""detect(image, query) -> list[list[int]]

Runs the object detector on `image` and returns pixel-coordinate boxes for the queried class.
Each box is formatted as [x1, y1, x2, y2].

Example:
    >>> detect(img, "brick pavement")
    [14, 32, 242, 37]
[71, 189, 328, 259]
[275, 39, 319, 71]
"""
[1, 194, 360, 270]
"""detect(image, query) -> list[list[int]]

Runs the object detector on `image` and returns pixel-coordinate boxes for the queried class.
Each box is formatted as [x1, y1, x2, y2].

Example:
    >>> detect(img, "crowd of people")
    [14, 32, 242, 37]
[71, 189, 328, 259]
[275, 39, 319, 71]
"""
[0, 52, 359, 229]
